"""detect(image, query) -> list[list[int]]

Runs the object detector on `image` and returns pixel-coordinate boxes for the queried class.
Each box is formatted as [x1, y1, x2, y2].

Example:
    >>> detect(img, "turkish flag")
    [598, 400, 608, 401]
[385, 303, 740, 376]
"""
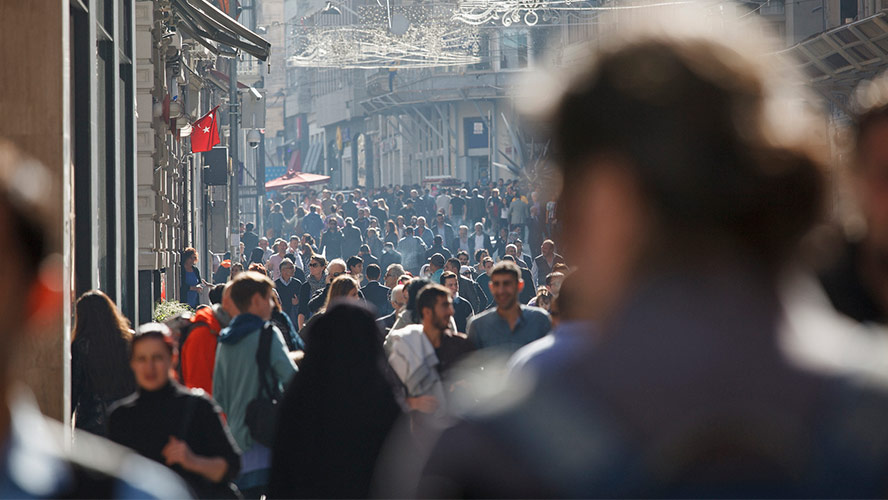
[191, 107, 220, 153]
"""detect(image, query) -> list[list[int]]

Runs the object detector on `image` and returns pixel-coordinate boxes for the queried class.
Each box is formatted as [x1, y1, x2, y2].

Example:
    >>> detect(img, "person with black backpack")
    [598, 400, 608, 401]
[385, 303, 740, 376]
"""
[213, 272, 297, 499]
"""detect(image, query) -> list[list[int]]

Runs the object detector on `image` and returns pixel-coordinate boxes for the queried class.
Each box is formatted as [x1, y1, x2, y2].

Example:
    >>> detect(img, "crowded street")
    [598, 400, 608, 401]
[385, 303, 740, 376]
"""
[6, 0, 888, 498]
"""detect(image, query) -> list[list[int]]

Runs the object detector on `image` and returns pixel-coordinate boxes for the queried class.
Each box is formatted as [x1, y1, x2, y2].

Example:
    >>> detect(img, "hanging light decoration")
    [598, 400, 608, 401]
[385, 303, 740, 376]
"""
[451, 0, 698, 26]
[288, 4, 482, 69]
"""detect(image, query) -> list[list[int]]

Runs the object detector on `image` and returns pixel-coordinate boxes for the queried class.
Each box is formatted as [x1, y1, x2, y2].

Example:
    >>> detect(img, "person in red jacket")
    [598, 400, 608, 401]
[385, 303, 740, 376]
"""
[181, 285, 234, 395]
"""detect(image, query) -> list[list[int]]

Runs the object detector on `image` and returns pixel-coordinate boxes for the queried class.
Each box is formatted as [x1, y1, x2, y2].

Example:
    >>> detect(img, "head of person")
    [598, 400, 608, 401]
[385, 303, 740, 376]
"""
[404, 226, 414, 236]
[397, 215, 405, 226]
[436, 213, 445, 225]
[433, 235, 443, 247]
[535, 287, 553, 311]
[208, 283, 226, 305]
[297, 206, 306, 217]
[546, 271, 566, 296]
[359, 244, 371, 257]
[72, 290, 133, 394]
[386, 220, 396, 234]
[440, 271, 459, 297]
[391, 284, 407, 310]
[505, 244, 518, 260]
[273, 203, 282, 213]
[346, 256, 363, 277]
[474, 222, 484, 235]
[289, 235, 300, 249]
[489, 261, 524, 309]
[384, 263, 405, 288]
[130, 323, 176, 392]
[345, 217, 354, 227]
[429, 253, 446, 272]
[0, 143, 60, 380]
[230, 262, 244, 280]
[276, 239, 288, 255]
[258, 237, 269, 251]
[541, 239, 556, 258]
[327, 218, 338, 231]
[365, 264, 381, 283]
[852, 74, 888, 255]
[183, 247, 197, 267]
[248, 263, 268, 276]
[444, 257, 461, 275]
[246, 222, 255, 233]
[417, 284, 454, 333]
[229, 271, 276, 321]
[417, 216, 426, 228]
[547, 17, 824, 319]
[457, 251, 470, 267]
[482, 256, 494, 274]
[280, 258, 296, 281]
[368, 228, 379, 240]
[405, 277, 433, 323]
[459, 226, 468, 238]
[310, 204, 319, 214]
[322, 275, 360, 312]
[308, 254, 328, 279]
[327, 258, 347, 283]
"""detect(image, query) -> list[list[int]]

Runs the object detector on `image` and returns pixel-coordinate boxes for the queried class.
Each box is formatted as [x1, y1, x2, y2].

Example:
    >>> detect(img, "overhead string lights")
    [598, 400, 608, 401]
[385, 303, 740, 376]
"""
[287, 4, 482, 69]
[451, 0, 699, 26]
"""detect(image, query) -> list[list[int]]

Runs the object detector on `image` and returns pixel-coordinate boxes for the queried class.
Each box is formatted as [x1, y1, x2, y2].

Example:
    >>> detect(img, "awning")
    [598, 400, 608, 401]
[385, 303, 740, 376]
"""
[265, 172, 330, 190]
[782, 10, 888, 111]
[171, 0, 271, 61]
[304, 142, 323, 174]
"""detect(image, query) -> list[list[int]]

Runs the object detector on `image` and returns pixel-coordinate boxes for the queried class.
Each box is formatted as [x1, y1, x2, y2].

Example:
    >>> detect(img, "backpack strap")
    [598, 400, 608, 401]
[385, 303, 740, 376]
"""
[255, 324, 281, 400]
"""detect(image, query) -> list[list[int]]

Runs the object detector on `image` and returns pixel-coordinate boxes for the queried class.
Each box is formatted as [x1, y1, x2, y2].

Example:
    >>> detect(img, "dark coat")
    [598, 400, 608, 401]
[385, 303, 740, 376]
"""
[361, 281, 392, 318]
[534, 253, 566, 287]
[341, 223, 363, 260]
[458, 276, 486, 313]
[519, 267, 536, 304]
[321, 228, 344, 260]
[468, 231, 494, 260]
[431, 223, 455, 249]
[379, 248, 402, 274]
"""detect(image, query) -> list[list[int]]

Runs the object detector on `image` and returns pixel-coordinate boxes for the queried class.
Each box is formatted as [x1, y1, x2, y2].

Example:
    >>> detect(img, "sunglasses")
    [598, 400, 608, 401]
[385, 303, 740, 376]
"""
[309, 262, 322, 268]
[332, 271, 344, 277]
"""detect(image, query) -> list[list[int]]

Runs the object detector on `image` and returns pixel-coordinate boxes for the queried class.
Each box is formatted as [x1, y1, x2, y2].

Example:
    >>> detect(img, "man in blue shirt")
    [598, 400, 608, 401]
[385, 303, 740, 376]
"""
[467, 261, 550, 354]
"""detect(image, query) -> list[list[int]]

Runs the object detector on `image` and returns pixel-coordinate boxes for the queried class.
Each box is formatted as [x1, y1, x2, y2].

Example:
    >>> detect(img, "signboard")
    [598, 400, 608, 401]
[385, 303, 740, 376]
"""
[464, 117, 488, 152]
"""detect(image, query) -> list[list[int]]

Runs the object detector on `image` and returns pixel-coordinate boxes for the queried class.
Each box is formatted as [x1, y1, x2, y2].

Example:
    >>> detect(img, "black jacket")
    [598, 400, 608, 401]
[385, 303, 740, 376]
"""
[276, 277, 303, 318]
[341, 223, 364, 260]
[361, 281, 392, 318]
[458, 276, 485, 313]
[379, 249, 402, 274]
[108, 382, 241, 499]
[321, 228, 344, 260]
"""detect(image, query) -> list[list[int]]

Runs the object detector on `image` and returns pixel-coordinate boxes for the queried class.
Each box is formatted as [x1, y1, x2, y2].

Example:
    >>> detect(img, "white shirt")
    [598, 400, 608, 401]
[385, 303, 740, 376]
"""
[436, 194, 451, 214]
[474, 233, 486, 252]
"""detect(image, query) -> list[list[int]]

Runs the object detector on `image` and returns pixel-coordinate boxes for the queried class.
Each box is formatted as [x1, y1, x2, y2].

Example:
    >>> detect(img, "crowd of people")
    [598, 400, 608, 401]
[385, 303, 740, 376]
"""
[9, 8, 888, 499]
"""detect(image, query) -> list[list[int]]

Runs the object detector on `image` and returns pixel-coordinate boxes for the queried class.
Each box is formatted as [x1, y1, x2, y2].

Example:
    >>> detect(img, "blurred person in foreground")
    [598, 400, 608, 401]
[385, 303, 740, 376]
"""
[269, 302, 402, 498]
[413, 11, 888, 498]
[0, 141, 189, 497]
[108, 324, 241, 499]
[819, 73, 888, 325]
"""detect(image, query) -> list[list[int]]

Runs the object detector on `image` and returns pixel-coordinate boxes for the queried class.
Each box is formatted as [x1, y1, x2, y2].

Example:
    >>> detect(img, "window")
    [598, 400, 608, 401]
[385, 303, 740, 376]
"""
[501, 30, 529, 69]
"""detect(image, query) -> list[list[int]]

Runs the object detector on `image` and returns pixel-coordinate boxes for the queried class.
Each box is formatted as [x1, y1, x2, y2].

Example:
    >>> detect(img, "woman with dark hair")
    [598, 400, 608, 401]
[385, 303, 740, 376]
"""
[384, 220, 399, 246]
[268, 302, 402, 499]
[70, 290, 136, 437]
[300, 275, 361, 342]
[248, 247, 265, 267]
[181, 247, 204, 308]
[108, 323, 242, 499]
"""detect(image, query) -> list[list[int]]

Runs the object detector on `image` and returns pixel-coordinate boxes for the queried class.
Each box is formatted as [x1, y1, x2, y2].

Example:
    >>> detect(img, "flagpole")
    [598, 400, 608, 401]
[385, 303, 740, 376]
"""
[228, 0, 240, 264]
